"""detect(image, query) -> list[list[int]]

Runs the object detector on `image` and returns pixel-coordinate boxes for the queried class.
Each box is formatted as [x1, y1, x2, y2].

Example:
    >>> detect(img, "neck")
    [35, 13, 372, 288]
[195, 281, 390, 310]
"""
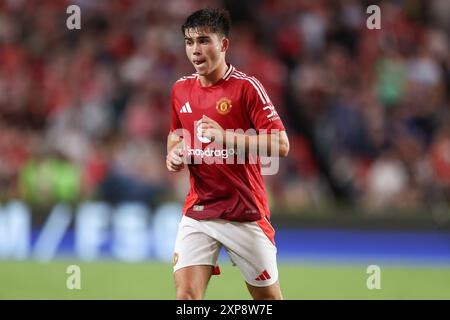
[199, 61, 228, 87]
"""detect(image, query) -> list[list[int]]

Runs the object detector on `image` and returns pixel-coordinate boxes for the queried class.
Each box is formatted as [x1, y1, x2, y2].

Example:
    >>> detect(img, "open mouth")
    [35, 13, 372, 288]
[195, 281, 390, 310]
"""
[193, 59, 206, 66]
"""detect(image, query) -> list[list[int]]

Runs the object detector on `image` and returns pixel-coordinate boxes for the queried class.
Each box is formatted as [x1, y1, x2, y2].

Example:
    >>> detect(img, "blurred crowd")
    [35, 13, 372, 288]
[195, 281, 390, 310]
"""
[0, 0, 449, 215]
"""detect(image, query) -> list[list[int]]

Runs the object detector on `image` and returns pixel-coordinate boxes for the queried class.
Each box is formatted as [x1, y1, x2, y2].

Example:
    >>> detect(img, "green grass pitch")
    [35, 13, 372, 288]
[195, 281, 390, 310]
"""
[0, 261, 449, 299]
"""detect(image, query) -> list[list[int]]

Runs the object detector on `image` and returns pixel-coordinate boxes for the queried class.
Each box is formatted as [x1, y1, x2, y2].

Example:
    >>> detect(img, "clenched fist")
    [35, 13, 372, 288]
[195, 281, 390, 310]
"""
[166, 147, 185, 172]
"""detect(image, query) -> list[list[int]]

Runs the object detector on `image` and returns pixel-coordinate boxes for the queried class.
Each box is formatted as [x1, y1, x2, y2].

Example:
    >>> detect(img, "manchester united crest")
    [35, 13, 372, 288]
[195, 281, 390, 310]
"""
[216, 97, 232, 115]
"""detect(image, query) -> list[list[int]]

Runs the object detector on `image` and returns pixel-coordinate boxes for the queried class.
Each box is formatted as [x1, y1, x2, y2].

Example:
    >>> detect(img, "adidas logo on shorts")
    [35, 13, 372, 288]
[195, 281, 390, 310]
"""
[255, 269, 271, 281]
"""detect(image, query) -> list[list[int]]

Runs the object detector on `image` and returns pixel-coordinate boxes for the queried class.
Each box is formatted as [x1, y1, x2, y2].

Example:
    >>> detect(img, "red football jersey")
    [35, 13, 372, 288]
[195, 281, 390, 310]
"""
[170, 64, 285, 242]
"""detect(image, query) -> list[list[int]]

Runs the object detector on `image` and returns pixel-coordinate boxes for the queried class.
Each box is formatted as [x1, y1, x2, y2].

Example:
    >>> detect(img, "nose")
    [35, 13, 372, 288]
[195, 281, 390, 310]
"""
[193, 42, 201, 55]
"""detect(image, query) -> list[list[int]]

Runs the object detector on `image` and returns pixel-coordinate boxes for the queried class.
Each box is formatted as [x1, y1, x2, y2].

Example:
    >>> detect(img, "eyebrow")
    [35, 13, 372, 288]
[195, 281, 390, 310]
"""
[184, 35, 211, 41]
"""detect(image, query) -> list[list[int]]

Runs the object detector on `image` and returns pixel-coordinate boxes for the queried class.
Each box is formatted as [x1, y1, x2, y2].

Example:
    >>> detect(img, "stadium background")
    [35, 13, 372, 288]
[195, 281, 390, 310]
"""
[0, 0, 449, 299]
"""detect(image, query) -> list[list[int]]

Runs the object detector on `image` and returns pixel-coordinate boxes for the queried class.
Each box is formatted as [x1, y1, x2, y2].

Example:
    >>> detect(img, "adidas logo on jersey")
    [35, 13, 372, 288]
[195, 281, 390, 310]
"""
[180, 102, 192, 113]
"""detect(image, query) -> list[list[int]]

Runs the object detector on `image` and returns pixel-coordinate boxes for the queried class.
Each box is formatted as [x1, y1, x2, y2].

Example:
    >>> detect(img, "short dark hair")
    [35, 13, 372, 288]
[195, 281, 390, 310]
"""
[181, 8, 231, 38]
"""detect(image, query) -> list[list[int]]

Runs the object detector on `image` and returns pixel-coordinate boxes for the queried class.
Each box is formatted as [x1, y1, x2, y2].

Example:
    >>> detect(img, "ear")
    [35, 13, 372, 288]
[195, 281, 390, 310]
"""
[221, 37, 229, 52]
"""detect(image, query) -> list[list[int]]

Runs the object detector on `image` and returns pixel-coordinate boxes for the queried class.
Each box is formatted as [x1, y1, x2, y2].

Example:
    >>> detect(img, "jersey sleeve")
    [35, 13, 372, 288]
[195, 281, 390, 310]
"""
[244, 78, 285, 133]
[170, 85, 182, 133]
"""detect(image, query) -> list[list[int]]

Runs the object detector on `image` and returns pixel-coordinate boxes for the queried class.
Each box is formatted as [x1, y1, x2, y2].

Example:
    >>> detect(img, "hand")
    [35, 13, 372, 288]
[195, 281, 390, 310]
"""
[166, 146, 185, 172]
[198, 115, 225, 144]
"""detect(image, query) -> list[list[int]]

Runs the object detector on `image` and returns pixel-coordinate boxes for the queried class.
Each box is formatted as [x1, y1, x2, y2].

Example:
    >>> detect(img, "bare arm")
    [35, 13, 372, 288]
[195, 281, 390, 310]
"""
[198, 115, 290, 158]
[233, 130, 290, 157]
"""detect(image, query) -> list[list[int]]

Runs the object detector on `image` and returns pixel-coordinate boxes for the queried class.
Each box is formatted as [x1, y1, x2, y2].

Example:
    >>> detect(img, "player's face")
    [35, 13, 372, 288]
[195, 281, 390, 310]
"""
[184, 28, 227, 76]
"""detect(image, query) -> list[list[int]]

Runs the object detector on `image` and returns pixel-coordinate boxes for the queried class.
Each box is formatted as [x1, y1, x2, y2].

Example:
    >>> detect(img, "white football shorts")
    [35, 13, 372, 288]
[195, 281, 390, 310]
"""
[173, 215, 279, 287]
